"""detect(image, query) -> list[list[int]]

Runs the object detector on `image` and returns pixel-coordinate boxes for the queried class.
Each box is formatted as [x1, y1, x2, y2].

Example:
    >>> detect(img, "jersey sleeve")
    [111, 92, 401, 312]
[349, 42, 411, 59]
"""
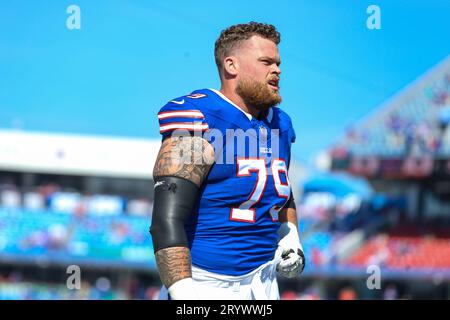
[157, 99, 209, 139]
[284, 112, 296, 145]
[282, 111, 296, 169]
[289, 125, 296, 144]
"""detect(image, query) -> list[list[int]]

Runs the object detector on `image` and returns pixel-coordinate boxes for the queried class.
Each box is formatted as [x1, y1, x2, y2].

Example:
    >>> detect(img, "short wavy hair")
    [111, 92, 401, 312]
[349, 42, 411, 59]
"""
[214, 22, 281, 75]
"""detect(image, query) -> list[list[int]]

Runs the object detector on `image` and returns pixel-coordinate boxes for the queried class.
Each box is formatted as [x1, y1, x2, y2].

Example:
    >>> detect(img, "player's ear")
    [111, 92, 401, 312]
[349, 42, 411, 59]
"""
[223, 56, 238, 76]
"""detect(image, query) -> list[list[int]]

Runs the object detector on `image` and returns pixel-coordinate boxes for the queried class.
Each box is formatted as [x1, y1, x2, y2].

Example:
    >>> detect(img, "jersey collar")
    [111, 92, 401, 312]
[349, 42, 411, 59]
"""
[209, 88, 274, 123]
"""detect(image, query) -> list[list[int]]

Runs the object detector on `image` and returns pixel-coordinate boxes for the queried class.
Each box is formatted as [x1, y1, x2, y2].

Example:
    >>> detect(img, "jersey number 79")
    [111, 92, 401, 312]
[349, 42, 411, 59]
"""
[230, 158, 290, 223]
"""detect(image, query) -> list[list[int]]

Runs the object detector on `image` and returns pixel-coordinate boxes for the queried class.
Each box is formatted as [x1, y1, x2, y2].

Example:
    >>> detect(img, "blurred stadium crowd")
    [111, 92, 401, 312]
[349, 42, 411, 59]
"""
[333, 60, 450, 158]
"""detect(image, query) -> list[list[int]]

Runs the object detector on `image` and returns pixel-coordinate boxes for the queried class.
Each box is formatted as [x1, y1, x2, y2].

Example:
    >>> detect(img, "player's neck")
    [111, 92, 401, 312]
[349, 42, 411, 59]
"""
[219, 86, 260, 119]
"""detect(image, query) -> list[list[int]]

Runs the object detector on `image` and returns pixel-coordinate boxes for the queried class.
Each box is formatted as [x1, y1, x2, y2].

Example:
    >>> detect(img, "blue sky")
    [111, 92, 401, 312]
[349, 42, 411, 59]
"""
[0, 0, 449, 165]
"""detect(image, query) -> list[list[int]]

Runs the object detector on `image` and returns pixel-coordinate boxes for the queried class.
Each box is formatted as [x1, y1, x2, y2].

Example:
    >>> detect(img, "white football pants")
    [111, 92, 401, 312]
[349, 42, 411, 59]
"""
[158, 257, 280, 300]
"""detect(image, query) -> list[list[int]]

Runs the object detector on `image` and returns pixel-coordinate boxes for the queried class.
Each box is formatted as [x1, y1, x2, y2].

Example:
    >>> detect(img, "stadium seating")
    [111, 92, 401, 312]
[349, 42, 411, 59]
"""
[335, 68, 450, 157]
[301, 228, 344, 268]
[0, 280, 128, 300]
[0, 207, 154, 268]
[344, 235, 450, 269]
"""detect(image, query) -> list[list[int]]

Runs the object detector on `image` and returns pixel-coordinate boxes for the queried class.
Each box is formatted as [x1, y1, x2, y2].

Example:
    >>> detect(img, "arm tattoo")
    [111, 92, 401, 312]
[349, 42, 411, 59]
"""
[152, 135, 214, 287]
[279, 202, 299, 227]
[153, 135, 214, 187]
[155, 247, 192, 288]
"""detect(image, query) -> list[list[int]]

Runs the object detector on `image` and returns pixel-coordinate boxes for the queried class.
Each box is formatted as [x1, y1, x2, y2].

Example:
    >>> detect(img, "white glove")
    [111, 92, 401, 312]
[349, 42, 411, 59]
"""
[276, 222, 305, 278]
[167, 278, 199, 300]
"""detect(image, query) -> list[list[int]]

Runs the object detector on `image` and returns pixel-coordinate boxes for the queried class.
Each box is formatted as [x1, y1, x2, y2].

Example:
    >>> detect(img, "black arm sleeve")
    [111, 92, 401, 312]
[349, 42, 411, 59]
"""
[283, 192, 296, 210]
[149, 176, 199, 252]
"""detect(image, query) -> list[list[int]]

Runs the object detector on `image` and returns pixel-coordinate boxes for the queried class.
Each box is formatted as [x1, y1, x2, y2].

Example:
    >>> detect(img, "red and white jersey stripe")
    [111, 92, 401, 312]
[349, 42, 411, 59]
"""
[159, 122, 209, 133]
[157, 110, 205, 120]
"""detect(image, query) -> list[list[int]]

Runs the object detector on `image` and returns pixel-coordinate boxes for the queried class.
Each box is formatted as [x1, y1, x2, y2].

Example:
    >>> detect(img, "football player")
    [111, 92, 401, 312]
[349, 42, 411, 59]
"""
[150, 22, 305, 300]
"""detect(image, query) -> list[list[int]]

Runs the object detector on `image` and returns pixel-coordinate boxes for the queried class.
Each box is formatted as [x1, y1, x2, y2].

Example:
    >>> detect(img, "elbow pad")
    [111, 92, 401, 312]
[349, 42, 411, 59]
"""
[150, 176, 199, 252]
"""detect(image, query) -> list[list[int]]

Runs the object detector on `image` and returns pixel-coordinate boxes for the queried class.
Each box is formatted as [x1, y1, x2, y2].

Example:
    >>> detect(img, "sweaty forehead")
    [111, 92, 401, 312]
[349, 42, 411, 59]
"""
[236, 35, 279, 58]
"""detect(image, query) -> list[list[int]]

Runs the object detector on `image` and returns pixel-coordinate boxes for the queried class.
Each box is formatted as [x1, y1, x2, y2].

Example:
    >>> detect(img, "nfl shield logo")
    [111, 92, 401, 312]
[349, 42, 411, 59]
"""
[259, 125, 268, 140]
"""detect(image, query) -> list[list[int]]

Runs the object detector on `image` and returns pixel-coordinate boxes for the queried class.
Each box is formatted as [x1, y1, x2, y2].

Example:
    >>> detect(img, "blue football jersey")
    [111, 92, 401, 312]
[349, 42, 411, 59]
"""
[156, 88, 296, 276]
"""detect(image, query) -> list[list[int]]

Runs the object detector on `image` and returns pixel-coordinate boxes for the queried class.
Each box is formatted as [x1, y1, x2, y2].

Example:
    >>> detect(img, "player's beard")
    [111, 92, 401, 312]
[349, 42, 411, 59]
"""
[235, 76, 282, 111]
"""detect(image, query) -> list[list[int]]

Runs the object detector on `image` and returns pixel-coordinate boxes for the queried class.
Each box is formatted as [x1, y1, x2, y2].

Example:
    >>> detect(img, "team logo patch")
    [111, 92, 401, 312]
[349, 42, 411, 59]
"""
[170, 99, 185, 105]
[186, 93, 207, 99]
